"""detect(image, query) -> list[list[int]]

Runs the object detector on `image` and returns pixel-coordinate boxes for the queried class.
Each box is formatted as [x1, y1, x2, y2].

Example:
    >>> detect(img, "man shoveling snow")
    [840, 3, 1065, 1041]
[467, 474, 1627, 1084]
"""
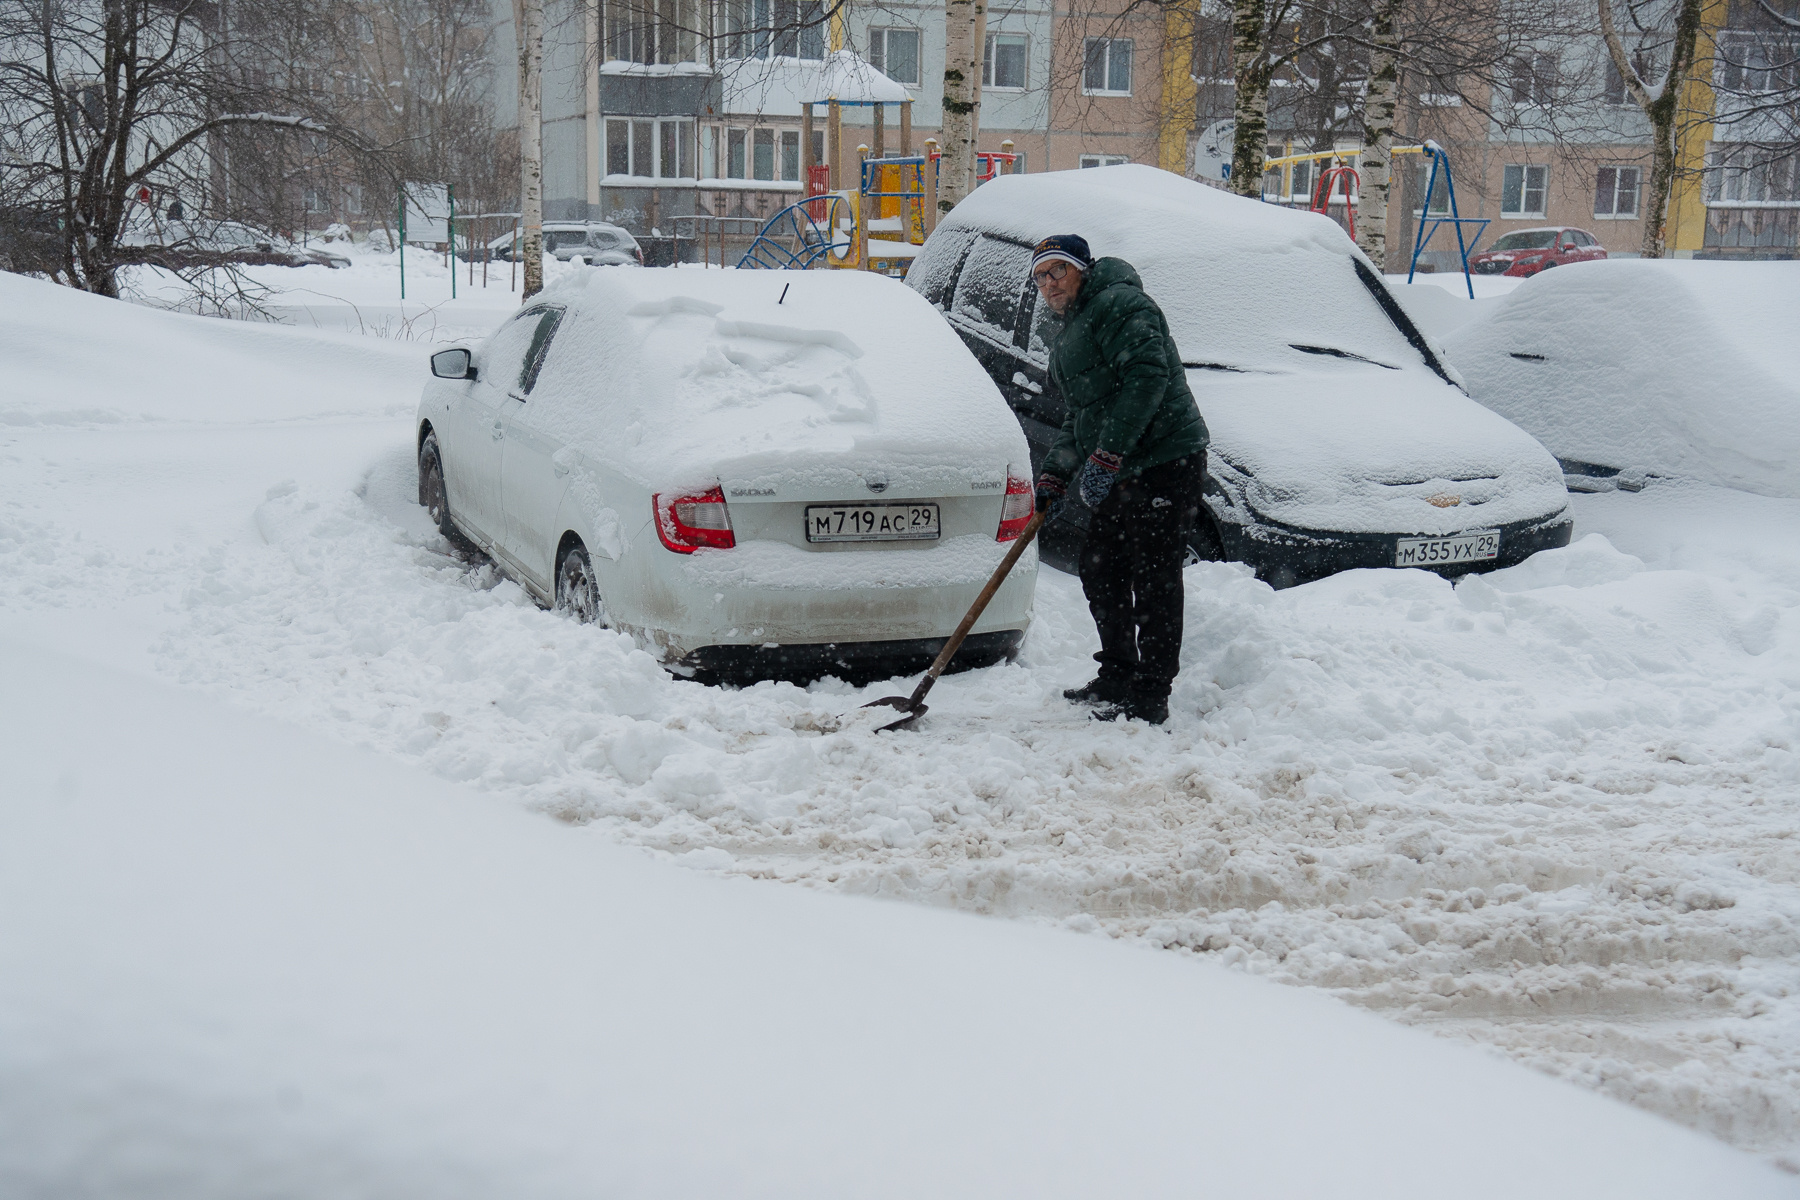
[1029, 234, 1210, 726]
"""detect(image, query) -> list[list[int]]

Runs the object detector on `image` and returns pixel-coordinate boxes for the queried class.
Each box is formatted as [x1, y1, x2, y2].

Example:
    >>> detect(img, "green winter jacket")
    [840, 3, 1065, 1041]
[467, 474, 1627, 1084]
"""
[1041, 257, 1209, 483]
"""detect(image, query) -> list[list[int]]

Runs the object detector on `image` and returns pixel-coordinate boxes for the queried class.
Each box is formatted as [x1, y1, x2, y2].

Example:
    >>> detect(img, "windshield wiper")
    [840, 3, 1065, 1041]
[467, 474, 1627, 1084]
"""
[1290, 344, 1401, 369]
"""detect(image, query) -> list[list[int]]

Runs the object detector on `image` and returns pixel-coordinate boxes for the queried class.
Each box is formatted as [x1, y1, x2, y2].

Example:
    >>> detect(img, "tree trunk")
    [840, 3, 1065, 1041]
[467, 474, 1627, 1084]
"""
[939, 0, 983, 213]
[1356, 0, 1401, 266]
[1229, 0, 1270, 198]
[1598, 0, 1703, 257]
[516, 0, 545, 297]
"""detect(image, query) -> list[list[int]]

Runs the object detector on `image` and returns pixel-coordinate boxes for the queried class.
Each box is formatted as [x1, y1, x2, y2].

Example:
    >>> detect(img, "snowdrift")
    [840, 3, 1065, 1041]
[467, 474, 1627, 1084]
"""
[1443, 260, 1800, 497]
[3, 637, 1790, 1198]
[0, 270, 422, 427]
[530, 267, 1024, 492]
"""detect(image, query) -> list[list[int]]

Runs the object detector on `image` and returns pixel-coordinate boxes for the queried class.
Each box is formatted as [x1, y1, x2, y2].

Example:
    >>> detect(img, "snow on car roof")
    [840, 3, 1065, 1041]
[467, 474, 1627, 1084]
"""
[531, 267, 1025, 491]
[1445, 260, 1800, 497]
[937, 165, 1435, 371]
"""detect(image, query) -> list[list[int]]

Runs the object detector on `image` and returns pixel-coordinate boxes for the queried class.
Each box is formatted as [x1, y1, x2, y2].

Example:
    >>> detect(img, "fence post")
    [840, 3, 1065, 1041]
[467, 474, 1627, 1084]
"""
[923, 138, 939, 238]
[398, 188, 406, 301]
[448, 183, 456, 300]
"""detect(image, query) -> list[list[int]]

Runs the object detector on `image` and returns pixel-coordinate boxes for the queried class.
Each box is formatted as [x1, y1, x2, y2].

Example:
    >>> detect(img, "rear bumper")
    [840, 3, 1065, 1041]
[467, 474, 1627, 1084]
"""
[1221, 509, 1574, 586]
[676, 629, 1027, 686]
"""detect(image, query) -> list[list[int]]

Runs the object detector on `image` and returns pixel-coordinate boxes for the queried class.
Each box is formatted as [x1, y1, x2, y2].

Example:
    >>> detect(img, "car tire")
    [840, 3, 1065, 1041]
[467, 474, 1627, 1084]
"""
[417, 431, 465, 544]
[555, 541, 605, 625]
[1185, 512, 1226, 565]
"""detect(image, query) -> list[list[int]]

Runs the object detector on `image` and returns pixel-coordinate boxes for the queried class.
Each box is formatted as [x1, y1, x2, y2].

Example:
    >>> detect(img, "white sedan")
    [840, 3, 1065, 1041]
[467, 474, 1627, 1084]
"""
[416, 269, 1038, 681]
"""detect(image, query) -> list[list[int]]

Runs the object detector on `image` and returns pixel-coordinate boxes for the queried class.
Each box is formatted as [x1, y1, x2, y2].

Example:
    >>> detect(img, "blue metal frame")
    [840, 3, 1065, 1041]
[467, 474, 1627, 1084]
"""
[736, 194, 849, 270]
[1407, 142, 1490, 298]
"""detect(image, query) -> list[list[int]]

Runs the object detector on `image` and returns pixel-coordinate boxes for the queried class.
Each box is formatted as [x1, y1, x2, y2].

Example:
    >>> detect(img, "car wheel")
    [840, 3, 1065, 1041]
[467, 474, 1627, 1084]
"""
[418, 432, 461, 542]
[555, 541, 605, 625]
[1184, 512, 1226, 566]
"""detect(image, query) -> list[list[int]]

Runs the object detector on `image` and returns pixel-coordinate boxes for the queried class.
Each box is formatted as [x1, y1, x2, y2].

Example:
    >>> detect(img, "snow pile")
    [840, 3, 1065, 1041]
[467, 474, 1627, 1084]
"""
[1444, 260, 1800, 496]
[934, 165, 1438, 373]
[530, 268, 1024, 491]
[10, 639, 1792, 1197]
[0, 269, 422, 427]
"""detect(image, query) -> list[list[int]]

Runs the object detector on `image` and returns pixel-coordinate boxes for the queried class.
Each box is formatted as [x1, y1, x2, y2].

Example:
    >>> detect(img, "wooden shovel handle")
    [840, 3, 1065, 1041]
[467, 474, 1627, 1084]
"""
[907, 510, 1046, 706]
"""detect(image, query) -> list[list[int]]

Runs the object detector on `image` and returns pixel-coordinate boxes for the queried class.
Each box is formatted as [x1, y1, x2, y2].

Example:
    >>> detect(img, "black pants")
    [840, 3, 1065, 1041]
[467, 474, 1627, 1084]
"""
[1077, 454, 1203, 700]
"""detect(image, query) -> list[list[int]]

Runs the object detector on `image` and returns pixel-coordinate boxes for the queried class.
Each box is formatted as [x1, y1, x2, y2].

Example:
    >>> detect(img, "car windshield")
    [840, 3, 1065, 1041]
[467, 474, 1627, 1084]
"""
[1489, 231, 1559, 251]
[545, 231, 584, 250]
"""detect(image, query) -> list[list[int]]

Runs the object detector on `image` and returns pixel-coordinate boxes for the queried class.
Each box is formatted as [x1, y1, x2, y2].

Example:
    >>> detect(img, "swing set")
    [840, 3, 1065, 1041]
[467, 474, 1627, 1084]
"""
[1259, 141, 1490, 298]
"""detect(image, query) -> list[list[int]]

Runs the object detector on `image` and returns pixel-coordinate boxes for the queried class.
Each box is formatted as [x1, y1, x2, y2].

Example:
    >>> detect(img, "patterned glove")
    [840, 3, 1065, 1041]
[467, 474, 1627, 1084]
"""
[1077, 450, 1123, 510]
[1034, 473, 1067, 517]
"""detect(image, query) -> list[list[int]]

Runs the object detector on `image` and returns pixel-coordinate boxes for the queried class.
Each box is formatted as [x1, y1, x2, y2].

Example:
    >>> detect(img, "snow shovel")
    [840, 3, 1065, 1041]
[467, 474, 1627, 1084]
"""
[863, 509, 1046, 733]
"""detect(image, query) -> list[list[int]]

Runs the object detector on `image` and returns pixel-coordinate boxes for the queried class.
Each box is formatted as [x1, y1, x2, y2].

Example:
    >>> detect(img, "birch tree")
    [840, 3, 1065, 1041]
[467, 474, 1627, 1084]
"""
[515, 0, 544, 296]
[1355, 0, 1401, 262]
[939, 0, 984, 211]
[1597, 0, 1706, 256]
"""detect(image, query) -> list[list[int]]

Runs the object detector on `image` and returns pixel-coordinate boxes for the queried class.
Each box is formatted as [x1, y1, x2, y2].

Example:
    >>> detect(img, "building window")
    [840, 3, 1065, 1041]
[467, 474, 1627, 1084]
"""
[727, 127, 747, 178]
[780, 129, 800, 181]
[722, 0, 824, 60]
[1413, 161, 1451, 215]
[1709, 145, 1800, 203]
[1501, 164, 1548, 217]
[344, 183, 364, 216]
[753, 127, 774, 181]
[607, 117, 695, 178]
[1082, 37, 1133, 95]
[868, 27, 920, 85]
[1719, 36, 1797, 94]
[1593, 166, 1640, 217]
[1291, 160, 1313, 204]
[302, 187, 327, 214]
[1507, 51, 1557, 106]
[1603, 51, 1654, 106]
[608, 0, 700, 65]
[984, 33, 1028, 90]
[1079, 154, 1129, 168]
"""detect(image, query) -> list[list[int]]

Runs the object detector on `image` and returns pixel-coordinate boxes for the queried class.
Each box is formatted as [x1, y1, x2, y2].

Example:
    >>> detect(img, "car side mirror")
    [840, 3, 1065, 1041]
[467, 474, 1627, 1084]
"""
[431, 348, 477, 380]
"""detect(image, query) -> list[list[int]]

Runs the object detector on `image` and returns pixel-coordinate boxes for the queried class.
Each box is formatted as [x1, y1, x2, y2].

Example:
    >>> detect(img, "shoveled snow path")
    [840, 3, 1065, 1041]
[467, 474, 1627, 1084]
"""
[5, 282, 1799, 1163]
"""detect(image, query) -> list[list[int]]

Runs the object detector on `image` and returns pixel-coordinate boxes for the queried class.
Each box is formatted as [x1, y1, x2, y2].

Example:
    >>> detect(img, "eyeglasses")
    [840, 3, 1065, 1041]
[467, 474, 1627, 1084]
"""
[1032, 261, 1074, 286]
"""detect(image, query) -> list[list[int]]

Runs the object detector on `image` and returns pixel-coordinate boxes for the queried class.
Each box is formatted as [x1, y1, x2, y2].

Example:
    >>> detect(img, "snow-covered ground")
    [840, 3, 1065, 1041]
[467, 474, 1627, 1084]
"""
[5, 266, 1800, 1171]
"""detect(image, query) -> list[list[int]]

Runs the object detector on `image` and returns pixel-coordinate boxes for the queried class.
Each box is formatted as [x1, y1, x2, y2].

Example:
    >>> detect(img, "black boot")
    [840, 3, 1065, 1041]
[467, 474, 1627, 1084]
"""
[1062, 676, 1130, 705]
[1092, 691, 1170, 725]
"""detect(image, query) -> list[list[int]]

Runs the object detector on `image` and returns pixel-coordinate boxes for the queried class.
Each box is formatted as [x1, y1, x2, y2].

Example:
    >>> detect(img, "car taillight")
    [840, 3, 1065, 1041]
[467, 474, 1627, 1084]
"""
[654, 486, 735, 553]
[997, 470, 1033, 541]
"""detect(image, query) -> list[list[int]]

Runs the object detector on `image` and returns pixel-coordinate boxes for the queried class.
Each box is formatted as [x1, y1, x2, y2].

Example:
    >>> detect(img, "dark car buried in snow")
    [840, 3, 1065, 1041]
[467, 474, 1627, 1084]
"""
[907, 166, 1574, 586]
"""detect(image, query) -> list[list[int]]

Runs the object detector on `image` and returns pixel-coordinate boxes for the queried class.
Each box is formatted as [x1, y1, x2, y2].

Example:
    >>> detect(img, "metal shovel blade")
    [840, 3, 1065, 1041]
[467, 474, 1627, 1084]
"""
[862, 695, 928, 733]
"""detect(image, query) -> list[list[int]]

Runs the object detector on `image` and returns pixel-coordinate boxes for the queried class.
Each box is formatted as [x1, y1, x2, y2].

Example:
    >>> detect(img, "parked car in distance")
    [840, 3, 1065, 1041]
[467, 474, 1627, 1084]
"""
[484, 221, 643, 265]
[1469, 228, 1607, 277]
[416, 268, 1038, 683]
[1444, 259, 1800, 498]
[121, 219, 352, 269]
[907, 164, 1574, 586]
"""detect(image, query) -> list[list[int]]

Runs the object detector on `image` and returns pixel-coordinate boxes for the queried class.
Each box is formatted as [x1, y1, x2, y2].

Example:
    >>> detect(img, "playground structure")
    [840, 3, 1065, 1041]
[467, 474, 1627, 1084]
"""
[732, 143, 1020, 275]
[1259, 142, 1489, 298]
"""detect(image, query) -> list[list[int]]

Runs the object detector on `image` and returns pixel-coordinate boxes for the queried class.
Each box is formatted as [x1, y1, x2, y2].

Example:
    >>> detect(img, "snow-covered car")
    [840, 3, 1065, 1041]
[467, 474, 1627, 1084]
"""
[907, 165, 1574, 585]
[416, 269, 1038, 681]
[121, 219, 351, 269]
[1444, 259, 1800, 497]
[484, 221, 643, 265]
[1469, 227, 1608, 277]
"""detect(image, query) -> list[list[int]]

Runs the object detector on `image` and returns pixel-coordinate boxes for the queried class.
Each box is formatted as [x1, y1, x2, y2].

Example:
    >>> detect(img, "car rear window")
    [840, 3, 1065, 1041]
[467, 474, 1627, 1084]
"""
[950, 235, 1034, 347]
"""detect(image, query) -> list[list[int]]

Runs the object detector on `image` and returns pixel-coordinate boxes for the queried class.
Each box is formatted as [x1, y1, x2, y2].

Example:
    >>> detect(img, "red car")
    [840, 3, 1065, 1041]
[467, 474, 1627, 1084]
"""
[1469, 227, 1608, 276]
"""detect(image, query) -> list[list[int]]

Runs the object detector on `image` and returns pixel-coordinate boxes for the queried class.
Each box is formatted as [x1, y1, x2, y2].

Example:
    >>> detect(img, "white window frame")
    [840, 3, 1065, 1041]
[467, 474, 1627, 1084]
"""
[984, 32, 1029, 91]
[1508, 51, 1558, 107]
[1500, 163, 1549, 218]
[868, 27, 921, 86]
[1082, 37, 1133, 96]
[1079, 153, 1129, 168]
[344, 182, 364, 216]
[1593, 165, 1641, 218]
[606, 116, 696, 180]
